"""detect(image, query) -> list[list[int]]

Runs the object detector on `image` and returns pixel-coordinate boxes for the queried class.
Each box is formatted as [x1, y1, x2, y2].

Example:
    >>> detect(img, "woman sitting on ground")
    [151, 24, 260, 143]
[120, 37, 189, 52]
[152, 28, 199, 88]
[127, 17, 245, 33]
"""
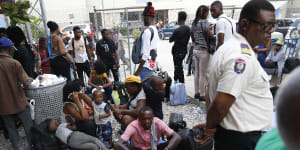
[111, 75, 146, 129]
[62, 79, 97, 137]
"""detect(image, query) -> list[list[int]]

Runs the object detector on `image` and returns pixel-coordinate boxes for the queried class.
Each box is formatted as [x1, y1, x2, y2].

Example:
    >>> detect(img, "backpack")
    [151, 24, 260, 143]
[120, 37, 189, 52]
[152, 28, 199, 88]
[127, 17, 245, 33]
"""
[132, 27, 154, 64]
[175, 128, 214, 150]
[71, 36, 87, 51]
[112, 81, 129, 105]
[168, 83, 187, 106]
[283, 57, 300, 73]
[200, 22, 216, 55]
[168, 113, 187, 132]
[31, 120, 63, 150]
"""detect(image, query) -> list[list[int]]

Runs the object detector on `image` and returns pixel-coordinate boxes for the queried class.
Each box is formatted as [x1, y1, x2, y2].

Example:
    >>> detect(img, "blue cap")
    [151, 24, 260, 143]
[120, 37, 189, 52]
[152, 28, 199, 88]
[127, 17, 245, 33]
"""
[0, 37, 13, 48]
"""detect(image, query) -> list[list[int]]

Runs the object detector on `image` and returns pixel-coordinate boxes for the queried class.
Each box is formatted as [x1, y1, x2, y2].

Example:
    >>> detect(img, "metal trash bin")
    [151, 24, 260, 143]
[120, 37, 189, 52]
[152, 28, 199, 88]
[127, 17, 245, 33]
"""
[25, 80, 66, 124]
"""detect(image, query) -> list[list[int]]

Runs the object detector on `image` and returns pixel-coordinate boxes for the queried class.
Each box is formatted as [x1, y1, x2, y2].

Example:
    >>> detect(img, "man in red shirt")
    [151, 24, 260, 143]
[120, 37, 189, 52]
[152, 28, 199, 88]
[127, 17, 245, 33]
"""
[114, 106, 181, 150]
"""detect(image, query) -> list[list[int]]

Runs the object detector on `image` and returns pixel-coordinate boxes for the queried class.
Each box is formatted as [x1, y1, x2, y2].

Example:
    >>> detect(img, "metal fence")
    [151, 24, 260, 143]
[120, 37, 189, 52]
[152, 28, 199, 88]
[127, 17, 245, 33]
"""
[91, 6, 146, 79]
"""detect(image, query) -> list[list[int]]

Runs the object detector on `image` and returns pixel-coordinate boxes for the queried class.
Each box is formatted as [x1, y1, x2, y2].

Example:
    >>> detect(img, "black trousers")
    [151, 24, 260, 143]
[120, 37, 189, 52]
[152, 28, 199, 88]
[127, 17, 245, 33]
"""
[173, 52, 186, 83]
[75, 61, 91, 83]
[187, 56, 194, 74]
[214, 126, 263, 150]
[50, 56, 71, 80]
[106, 64, 119, 82]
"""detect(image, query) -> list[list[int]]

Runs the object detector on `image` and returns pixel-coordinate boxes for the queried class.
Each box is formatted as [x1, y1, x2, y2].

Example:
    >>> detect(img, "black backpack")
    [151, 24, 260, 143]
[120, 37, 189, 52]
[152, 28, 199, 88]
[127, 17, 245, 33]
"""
[168, 113, 187, 132]
[283, 57, 300, 73]
[132, 27, 154, 64]
[175, 128, 213, 150]
[31, 120, 64, 150]
[112, 81, 129, 105]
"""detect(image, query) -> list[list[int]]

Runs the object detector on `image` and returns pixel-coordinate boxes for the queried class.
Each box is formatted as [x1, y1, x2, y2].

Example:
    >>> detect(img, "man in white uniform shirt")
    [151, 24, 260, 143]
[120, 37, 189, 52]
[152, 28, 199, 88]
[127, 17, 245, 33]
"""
[210, 1, 236, 50]
[199, 1, 276, 150]
[134, 2, 159, 87]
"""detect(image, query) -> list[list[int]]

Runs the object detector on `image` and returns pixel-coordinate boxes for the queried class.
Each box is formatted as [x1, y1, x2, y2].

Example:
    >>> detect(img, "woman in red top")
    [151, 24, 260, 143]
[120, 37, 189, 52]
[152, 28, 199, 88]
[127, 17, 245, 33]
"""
[38, 37, 50, 74]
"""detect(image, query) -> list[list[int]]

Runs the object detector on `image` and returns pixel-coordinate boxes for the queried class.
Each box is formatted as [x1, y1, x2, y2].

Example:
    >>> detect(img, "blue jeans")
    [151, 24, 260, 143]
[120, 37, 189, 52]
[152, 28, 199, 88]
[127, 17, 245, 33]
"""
[140, 67, 154, 88]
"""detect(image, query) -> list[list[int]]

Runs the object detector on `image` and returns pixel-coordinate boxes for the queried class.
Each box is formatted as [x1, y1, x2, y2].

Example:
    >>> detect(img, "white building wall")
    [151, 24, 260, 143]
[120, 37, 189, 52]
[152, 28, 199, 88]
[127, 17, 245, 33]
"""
[30, 0, 90, 28]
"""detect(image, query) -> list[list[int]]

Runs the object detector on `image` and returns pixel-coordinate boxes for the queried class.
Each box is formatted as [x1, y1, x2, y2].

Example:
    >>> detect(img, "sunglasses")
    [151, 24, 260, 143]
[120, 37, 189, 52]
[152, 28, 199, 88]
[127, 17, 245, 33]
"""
[248, 18, 275, 33]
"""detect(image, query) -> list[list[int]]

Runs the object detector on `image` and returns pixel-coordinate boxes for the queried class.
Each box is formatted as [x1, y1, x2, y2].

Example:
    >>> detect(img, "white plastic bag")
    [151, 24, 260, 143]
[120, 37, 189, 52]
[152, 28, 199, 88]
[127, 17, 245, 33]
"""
[29, 99, 35, 120]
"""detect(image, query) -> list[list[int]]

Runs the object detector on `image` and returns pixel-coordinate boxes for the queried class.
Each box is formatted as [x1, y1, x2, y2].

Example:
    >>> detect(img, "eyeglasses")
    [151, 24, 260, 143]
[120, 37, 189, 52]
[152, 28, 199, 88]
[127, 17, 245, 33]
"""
[248, 18, 275, 33]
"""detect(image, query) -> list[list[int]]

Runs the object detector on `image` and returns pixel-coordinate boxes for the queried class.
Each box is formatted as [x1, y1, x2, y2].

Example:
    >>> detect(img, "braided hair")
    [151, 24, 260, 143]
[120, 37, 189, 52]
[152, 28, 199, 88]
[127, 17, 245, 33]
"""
[193, 5, 209, 26]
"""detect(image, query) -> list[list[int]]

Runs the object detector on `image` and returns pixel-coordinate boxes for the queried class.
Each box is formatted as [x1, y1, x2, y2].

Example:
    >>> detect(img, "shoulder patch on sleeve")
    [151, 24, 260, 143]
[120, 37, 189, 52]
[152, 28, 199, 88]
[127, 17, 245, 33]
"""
[241, 43, 251, 56]
[234, 59, 246, 74]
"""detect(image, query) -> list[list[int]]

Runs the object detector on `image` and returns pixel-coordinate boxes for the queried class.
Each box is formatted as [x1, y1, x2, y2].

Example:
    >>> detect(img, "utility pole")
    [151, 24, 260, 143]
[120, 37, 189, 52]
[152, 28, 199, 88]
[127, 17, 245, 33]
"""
[39, 0, 48, 36]
[102, 0, 105, 27]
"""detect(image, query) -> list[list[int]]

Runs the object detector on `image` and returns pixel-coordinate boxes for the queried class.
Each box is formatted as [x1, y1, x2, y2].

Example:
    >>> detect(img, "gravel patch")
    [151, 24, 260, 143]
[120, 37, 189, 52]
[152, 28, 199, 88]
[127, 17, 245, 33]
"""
[0, 100, 207, 149]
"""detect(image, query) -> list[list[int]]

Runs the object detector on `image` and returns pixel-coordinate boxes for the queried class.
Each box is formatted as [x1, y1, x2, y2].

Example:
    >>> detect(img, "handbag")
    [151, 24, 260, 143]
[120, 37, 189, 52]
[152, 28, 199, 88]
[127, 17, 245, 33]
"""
[200, 22, 216, 55]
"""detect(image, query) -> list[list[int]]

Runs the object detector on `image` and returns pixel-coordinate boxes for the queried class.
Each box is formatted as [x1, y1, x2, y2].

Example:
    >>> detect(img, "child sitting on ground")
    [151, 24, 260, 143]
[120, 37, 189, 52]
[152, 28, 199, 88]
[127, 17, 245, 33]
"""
[89, 60, 113, 101]
[47, 119, 108, 150]
[92, 89, 113, 148]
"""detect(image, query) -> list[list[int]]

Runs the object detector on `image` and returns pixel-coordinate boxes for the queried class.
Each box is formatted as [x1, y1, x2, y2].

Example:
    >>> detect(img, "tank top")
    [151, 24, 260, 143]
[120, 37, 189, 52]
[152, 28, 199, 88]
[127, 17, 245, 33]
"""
[48, 34, 61, 59]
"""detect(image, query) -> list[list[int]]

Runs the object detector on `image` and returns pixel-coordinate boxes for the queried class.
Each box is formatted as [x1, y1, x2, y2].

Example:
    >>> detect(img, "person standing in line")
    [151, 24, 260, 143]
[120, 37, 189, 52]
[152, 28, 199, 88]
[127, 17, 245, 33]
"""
[96, 29, 120, 82]
[47, 21, 75, 80]
[169, 11, 190, 83]
[210, 1, 236, 50]
[114, 30, 129, 68]
[191, 5, 214, 101]
[134, 2, 159, 87]
[7, 26, 36, 78]
[37, 37, 50, 74]
[199, 1, 275, 149]
[69, 26, 93, 83]
[0, 37, 33, 150]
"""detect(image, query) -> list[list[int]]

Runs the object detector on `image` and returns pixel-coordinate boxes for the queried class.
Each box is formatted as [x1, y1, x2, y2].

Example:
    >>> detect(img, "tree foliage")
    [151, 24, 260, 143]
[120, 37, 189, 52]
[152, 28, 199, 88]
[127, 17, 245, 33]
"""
[1, 0, 31, 26]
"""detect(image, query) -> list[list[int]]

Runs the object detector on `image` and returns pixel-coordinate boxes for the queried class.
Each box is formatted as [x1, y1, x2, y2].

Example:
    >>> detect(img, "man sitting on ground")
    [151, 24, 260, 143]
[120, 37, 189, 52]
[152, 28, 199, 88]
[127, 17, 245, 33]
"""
[114, 106, 182, 150]
[265, 38, 286, 86]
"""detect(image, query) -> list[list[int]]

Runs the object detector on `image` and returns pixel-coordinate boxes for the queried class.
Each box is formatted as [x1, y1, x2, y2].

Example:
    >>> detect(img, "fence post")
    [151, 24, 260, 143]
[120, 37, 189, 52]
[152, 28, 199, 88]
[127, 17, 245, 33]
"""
[39, 0, 49, 36]
[93, 6, 99, 41]
[125, 8, 132, 74]
[25, 22, 33, 44]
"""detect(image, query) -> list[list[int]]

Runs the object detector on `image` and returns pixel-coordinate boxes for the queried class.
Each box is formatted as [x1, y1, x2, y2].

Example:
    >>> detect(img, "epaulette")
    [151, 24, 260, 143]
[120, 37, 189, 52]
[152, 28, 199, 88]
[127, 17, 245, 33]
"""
[240, 43, 251, 56]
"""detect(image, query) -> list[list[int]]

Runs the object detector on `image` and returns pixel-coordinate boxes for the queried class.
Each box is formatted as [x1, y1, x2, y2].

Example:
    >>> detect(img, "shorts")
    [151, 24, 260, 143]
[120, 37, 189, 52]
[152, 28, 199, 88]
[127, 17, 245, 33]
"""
[96, 121, 112, 140]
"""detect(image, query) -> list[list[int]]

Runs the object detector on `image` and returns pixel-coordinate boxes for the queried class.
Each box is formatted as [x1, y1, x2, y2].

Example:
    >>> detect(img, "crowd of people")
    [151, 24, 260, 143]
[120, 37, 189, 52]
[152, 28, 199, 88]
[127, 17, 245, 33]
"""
[0, 0, 299, 150]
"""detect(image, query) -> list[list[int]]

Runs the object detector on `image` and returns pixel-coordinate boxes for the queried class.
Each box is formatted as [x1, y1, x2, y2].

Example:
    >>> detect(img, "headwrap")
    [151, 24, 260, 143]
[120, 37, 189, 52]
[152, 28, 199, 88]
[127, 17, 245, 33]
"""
[125, 75, 141, 84]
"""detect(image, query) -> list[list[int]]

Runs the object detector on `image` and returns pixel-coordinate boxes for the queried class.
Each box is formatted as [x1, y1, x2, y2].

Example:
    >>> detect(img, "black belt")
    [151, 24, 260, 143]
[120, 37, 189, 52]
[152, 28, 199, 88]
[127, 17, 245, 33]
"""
[217, 126, 265, 136]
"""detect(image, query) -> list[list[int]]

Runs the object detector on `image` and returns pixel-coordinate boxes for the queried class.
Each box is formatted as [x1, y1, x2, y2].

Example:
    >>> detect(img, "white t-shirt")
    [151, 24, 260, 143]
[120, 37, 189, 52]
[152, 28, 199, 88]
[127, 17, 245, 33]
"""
[216, 14, 236, 46]
[68, 36, 89, 63]
[209, 33, 273, 133]
[141, 25, 159, 70]
[129, 88, 146, 110]
[55, 123, 73, 144]
[93, 101, 110, 125]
